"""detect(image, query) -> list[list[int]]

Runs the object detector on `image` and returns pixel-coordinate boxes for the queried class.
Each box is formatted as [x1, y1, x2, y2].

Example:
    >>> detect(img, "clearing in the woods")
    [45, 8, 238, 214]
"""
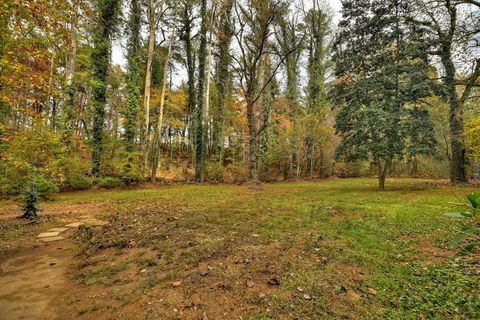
[0, 178, 479, 320]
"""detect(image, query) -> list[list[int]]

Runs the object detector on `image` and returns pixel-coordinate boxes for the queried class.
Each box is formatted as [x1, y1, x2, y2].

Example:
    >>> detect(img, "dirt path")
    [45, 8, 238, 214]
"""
[0, 241, 75, 320]
[0, 215, 109, 320]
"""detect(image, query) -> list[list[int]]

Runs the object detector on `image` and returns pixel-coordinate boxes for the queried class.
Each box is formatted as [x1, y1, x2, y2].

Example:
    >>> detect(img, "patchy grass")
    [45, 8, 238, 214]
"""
[2, 178, 479, 319]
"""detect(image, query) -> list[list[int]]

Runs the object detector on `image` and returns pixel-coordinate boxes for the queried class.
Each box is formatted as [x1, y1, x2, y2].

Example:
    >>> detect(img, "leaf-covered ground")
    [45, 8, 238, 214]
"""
[1, 178, 479, 319]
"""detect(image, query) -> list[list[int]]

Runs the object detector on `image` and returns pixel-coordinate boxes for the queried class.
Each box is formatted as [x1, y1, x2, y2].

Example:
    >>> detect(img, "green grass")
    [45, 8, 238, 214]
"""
[28, 178, 480, 319]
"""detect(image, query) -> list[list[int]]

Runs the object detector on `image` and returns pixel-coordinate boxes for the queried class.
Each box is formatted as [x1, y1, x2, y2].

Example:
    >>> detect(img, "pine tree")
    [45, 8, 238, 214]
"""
[332, 0, 437, 190]
[21, 180, 39, 220]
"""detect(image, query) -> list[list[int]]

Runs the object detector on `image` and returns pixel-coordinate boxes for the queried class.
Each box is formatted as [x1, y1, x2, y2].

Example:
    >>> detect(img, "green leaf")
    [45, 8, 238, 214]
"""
[444, 212, 473, 218]
[457, 241, 480, 256]
[449, 228, 480, 247]
[467, 192, 480, 209]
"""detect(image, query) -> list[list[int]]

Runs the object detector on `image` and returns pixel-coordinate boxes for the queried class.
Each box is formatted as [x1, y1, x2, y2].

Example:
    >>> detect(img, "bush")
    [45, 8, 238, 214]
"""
[204, 162, 225, 182]
[35, 175, 59, 198]
[0, 169, 59, 199]
[64, 174, 93, 191]
[96, 176, 124, 189]
[119, 152, 144, 184]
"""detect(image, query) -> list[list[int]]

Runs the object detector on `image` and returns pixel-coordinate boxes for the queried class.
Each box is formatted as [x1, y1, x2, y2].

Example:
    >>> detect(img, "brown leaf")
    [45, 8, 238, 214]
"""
[172, 281, 181, 287]
[367, 288, 377, 295]
[246, 279, 255, 288]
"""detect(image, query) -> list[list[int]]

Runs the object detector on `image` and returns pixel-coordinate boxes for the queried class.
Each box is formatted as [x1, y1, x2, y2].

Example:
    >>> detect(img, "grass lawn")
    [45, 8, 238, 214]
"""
[1, 178, 479, 319]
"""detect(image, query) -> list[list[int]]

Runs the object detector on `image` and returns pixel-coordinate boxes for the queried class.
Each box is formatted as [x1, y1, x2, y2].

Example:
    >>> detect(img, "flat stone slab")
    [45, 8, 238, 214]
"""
[83, 219, 109, 227]
[39, 236, 64, 242]
[47, 228, 69, 233]
[65, 222, 84, 228]
[37, 232, 60, 238]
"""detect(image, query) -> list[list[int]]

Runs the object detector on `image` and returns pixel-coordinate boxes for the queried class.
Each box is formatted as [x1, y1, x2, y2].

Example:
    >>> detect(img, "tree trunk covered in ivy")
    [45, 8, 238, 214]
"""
[91, 0, 120, 177]
[194, 0, 208, 182]
[62, 3, 78, 149]
[212, 0, 233, 161]
[124, 0, 141, 153]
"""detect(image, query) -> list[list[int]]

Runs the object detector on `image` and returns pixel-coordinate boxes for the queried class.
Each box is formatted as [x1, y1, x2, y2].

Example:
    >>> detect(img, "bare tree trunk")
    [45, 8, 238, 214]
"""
[151, 34, 174, 182]
[144, 0, 162, 146]
[201, 27, 215, 163]
[63, 4, 77, 146]
[378, 160, 391, 191]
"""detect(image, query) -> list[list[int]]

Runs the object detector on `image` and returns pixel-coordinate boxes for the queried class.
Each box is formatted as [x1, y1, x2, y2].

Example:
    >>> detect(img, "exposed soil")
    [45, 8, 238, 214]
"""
[0, 241, 77, 320]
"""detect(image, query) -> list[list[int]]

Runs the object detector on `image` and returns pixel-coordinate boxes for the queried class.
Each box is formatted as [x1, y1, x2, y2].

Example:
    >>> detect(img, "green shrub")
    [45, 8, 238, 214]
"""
[96, 176, 124, 189]
[0, 169, 58, 199]
[64, 174, 93, 191]
[119, 151, 144, 184]
[204, 162, 224, 182]
[35, 175, 59, 199]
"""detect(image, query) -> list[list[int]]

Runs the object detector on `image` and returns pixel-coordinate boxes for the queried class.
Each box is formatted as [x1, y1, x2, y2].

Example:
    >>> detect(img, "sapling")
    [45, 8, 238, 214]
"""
[21, 180, 40, 220]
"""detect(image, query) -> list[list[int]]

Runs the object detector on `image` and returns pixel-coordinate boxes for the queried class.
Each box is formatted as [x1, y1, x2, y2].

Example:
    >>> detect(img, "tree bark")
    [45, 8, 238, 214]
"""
[63, 4, 77, 147]
[194, 0, 209, 182]
[441, 44, 467, 183]
[151, 34, 174, 182]
[212, 0, 233, 161]
[378, 160, 391, 191]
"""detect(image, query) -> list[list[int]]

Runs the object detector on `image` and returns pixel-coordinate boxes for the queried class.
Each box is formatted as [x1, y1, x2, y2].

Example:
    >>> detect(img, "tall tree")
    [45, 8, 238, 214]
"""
[333, 0, 437, 190]
[306, 2, 330, 113]
[212, 0, 234, 161]
[193, 0, 209, 182]
[179, 0, 196, 151]
[122, 0, 142, 182]
[91, 0, 121, 176]
[232, 0, 293, 181]
[62, 0, 80, 148]
[124, 0, 141, 152]
[276, 13, 304, 116]
[416, 0, 480, 183]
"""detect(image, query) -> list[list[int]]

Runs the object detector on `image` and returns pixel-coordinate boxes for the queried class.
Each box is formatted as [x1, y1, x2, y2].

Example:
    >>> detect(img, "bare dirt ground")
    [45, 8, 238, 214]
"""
[0, 240, 76, 320]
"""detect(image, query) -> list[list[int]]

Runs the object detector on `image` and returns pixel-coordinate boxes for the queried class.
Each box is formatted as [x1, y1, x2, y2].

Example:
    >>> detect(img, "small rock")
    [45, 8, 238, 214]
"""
[259, 293, 266, 298]
[172, 281, 181, 287]
[47, 227, 69, 233]
[65, 222, 84, 228]
[303, 294, 312, 300]
[267, 277, 280, 286]
[37, 232, 60, 238]
[140, 269, 146, 273]
[297, 287, 303, 292]
[40, 236, 64, 242]
[200, 271, 209, 276]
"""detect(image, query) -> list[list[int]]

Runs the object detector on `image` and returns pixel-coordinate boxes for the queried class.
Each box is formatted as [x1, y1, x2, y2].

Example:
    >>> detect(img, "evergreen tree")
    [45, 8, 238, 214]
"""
[332, 0, 437, 190]
[21, 180, 39, 220]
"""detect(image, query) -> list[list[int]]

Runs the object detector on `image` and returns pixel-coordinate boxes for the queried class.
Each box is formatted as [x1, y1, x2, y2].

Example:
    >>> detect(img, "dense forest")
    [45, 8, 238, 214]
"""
[1, 0, 479, 194]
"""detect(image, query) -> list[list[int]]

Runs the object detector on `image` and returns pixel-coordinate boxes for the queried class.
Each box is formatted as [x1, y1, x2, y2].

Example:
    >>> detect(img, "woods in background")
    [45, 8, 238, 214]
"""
[0, 0, 479, 194]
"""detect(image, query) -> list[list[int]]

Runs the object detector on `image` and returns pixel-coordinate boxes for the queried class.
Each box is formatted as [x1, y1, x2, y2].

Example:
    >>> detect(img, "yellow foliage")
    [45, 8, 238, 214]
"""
[466, 117, 480, 161]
